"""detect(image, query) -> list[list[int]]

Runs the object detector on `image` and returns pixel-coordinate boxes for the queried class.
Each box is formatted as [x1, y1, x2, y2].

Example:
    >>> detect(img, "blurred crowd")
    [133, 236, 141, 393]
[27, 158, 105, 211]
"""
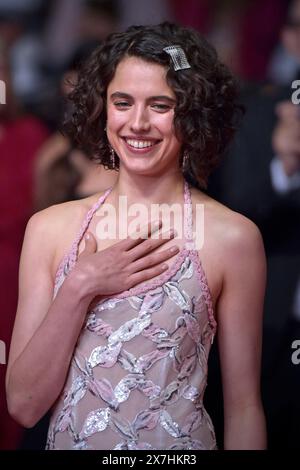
[0, 0, 299, 450]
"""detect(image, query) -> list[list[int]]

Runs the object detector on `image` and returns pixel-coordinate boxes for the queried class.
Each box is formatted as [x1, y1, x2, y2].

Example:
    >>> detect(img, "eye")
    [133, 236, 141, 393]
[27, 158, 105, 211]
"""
[151, 103, 171, 111]
[114, 101, 131, 108]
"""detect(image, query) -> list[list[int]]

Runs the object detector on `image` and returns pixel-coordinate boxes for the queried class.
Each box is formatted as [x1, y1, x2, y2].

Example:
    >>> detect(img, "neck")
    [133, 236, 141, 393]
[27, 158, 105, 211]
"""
[111, 168, 185, 208]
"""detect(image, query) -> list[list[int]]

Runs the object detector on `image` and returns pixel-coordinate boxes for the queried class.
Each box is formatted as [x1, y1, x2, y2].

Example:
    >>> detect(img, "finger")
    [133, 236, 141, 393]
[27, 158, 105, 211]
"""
[79, 232, 97, 258]
[131, 245, 180, 272]
[129, 263, 170, 286]
[120, 219, 163, 251]
[128, 229, 177, 262]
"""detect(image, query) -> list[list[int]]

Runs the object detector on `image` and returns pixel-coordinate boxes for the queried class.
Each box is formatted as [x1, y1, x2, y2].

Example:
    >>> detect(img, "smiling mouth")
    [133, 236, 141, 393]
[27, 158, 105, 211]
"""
[122, 137, 162, 150]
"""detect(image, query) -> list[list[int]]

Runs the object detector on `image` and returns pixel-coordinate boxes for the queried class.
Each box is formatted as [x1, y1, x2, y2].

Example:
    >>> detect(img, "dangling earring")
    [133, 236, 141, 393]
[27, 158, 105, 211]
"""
[182, 150, 189, 170]
[110, 146, 116, 169]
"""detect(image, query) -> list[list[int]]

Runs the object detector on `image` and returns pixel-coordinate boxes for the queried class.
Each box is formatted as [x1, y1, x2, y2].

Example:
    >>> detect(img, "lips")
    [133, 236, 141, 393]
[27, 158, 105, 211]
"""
[126, 138, 155, 149]
[121, 136, 162, 154]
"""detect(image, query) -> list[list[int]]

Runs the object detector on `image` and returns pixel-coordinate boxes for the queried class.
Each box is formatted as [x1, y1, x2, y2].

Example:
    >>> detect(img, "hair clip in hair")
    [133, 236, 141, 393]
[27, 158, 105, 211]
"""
[163, 45, 191, 71]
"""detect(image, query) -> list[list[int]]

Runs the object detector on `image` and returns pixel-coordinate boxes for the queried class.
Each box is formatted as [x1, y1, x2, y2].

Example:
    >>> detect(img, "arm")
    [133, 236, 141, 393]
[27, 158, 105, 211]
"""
[216, 216, 267, 449]
[6, 211, 178, 428]
[6, 210, 93, 428]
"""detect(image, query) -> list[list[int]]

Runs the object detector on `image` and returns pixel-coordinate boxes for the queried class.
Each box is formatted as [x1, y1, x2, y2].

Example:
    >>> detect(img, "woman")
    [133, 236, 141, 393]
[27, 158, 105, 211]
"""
[6, 23, 267, 450]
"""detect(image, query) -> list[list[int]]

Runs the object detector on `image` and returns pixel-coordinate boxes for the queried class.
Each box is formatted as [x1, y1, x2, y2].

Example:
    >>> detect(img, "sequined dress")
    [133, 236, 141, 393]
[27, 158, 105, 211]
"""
[46, 182, 218, 450]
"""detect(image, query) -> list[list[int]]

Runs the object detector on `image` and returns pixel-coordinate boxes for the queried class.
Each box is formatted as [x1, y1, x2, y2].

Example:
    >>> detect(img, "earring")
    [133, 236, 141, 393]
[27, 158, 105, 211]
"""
[110, 146, 116, 169]
[182, 150, 189, 170]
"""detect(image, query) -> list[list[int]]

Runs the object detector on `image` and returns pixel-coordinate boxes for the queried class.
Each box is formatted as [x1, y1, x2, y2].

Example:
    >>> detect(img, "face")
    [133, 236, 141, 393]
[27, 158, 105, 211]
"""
[106, 56, 182, 176]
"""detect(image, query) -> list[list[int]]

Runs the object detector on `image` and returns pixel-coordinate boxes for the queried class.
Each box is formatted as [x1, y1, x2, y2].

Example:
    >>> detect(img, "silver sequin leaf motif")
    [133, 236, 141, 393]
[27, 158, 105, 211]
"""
[85, 314, 113, 337]
[108, 314, 152, 345]
[114, 374, 144, 403]
[183, 297, 203, 344]
[114, 440, 153, 450]
[55, 405, 73, 433]
[156, 325, 186, 350]
[197, 342, 208, 374]
[117, 349, 138, 373]
[177, 353, 197, 381]
[172, 257, 194, 283]
[161, 379, 188, 406]
[139, 290, 165, 315]
[88, 342, 122, 368]
[109, 414, 137, 440]
[138, 379, 161, 399]
[135, 348, 170, 373]
[142, 324, 169, 344]
[80, 407, 110, 438]
[164, 281, 191, 311]
[159, 410, 182, 438]
[91, 297, 123, 313]
[181, 409, 204, 435]
[133, 409, 161, 432]
[127, 295, 143, 310]
[113, 373, 160, 403]
[182, 384, 200, 403]
[64, 375, 87, 407]
[201, 319, 215, 346]
[87, 376, 119, 410]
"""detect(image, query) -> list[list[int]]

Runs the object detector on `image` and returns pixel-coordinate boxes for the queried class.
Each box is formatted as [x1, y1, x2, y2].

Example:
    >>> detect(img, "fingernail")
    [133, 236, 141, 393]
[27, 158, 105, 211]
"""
[161, 264, 168, 270]
[170, 246, 179, 253]
[85, 233, 90, 240]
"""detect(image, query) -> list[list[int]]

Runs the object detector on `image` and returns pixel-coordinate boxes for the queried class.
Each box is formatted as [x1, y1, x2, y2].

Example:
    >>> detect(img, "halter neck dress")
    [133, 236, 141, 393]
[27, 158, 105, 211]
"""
[46, 181, 218, 450]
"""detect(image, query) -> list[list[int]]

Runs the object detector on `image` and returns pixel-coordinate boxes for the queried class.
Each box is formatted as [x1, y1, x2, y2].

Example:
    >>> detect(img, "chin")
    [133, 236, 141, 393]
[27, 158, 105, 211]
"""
[119, 153, 158, 171]
[125, 164, 159, 176]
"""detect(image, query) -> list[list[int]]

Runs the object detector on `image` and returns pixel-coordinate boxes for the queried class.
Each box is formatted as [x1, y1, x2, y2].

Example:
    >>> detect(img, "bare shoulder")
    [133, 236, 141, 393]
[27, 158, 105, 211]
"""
[189, 187, 266, 307]
[190, 187, 265, 265]
[26, 193, 102, 278]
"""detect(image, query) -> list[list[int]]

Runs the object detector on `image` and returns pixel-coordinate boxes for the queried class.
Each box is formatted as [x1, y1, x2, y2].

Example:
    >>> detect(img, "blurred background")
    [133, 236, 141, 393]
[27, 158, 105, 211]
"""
[0, 0, 299, 450]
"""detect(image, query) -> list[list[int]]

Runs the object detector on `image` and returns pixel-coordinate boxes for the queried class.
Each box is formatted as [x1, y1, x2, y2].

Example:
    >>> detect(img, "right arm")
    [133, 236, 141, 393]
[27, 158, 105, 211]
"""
[6, 212, 177, 428]
[6, 211, 93, 428]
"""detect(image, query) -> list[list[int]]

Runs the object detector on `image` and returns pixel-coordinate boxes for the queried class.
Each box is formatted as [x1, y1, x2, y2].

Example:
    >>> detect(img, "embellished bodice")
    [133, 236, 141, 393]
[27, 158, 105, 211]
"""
[46, 182, 217, 450]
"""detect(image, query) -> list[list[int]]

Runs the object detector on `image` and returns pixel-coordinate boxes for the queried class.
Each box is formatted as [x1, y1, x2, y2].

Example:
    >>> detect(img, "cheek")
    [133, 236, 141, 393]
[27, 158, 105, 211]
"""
[153, 112, 176, 136]
[107, 107, 127, 129]
[159, 116, 181, 147]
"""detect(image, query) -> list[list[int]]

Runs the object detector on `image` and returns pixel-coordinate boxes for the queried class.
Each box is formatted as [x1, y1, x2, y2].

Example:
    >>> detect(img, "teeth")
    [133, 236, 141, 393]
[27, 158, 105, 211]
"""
[126, 139, 155, 149]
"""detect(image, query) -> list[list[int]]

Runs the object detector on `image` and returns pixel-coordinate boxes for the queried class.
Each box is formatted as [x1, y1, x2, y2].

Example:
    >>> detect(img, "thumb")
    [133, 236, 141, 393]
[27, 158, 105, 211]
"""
[80, 232, 97, 257]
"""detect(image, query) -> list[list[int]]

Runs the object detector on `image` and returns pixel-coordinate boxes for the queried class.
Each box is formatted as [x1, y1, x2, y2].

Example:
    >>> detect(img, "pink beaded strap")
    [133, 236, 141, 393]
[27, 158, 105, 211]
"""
[184, 181, 216, 331]
[183, 180, 193, 243]
[54, 187, 113, 283]
[67, 187, 113, 269]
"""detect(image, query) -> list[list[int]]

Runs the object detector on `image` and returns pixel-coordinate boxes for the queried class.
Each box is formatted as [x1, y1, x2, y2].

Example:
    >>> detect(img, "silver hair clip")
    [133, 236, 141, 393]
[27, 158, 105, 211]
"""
[163, 45, 191, 71]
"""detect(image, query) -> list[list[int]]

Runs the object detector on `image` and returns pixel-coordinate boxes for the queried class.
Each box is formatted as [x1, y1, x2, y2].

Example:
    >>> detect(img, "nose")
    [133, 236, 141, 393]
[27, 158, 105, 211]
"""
[130, 105, 151, 133]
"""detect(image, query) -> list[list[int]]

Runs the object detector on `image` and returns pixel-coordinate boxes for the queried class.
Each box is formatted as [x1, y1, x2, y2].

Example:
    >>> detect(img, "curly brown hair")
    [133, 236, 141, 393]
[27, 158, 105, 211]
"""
[65, 22, 241, 188]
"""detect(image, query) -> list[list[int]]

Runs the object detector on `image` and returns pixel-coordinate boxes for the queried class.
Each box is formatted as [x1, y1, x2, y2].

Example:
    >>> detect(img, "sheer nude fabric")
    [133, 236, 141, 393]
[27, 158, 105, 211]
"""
[46, 182, 217, 450]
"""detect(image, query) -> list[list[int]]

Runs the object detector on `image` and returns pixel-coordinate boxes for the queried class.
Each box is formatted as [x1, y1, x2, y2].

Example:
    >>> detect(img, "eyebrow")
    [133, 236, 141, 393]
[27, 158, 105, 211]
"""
[110, 92, 176, 104]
